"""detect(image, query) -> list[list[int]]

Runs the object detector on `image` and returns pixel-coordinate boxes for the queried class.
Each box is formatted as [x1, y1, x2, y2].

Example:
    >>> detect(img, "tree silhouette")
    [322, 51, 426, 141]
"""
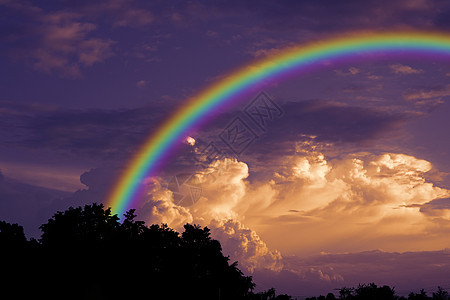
[1, 203, 256, 300]
[0, 220, 27, 247]
[248, 287, 292, 300]
[433, 287, 449, 300]
[39, 203, 120, 246]
[339, 287, 354, 299]
[355, 283, 397, 300]
[306, 292, 337, 300]
[304, 284, 449, 300]
[408, 289, 431, 300]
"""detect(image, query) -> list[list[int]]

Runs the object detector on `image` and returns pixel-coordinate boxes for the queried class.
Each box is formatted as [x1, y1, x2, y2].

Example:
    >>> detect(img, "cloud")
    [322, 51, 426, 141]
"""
[390, 64, 424, 75]
[206, 30, 218, 37]
[209, 219, 283, 273]
[275, 249, 450, 297]
[0, 173, 71, 238]
[403, 85, 450, 101]
[139, 178, 194, 230]
[132, 140, 450, 274]
[33, 11, 115, 76]
[1, 150, 448, 296]
[113, 8, 153, 27]
[0, 164, 124, 239]
[402, 85, 450, 110]
[136, 158, 283, 272]
[0, 101, 171, 162]
[174, 0, 450, 40]
[136, 80, 147, 88]
[419, 198, 450, 219]
[129, 147, 449, 296]
[0, 2, 115, 77]
[236, 100, 411, 163]
[187, 99, 412, 169]
[257, 151, 449, 255]
[334, 67, 360, 76]
[0, 161, 85, 192]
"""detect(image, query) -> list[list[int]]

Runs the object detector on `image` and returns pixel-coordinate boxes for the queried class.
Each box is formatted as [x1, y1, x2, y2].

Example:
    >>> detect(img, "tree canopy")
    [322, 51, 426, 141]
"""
[305, 283, 449, 300]
[2, 203, 258, 299]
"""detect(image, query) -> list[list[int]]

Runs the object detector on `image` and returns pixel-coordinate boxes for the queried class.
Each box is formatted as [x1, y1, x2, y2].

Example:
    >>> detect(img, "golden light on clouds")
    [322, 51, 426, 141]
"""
[186, 136, 196, 146]
[138, 139, 450, 273]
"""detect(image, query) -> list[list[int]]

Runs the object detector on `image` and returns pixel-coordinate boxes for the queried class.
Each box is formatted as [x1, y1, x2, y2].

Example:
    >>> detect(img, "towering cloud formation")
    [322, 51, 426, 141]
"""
[138, 139, 449, 282]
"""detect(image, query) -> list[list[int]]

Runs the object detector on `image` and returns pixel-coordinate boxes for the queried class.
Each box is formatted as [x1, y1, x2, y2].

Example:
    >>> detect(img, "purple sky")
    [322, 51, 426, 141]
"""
[1, 0, 450, 297]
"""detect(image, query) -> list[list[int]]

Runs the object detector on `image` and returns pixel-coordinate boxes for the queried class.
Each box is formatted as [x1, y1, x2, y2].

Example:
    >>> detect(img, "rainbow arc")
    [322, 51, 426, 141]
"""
[107, 31, 450, 217]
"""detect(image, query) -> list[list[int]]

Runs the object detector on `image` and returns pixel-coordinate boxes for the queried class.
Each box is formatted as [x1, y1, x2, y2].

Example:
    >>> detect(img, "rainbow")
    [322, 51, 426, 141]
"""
[108, 31, 450, 217]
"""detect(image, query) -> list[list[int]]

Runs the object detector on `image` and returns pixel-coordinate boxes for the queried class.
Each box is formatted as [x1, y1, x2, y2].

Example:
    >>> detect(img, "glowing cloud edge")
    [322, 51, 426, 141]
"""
[107, 31, 450, 217]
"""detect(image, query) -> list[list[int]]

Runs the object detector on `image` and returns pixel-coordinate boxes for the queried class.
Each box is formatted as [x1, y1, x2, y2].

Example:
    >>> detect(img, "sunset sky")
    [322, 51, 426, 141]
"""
[1, 0, 450, 297]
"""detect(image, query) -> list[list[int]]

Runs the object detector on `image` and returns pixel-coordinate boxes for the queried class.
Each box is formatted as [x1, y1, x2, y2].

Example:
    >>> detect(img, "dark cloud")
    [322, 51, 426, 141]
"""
[69, 167, 120, 210]
[269, 100, 408, 143]
[0, 175, 71, 238]
[153, 0, 450, 44]
[420, 197, 450, 217]
[0, 166, 122, 239]
[4, 0, 450, 77]
[0, 101, 171, 162]
[195, 99, 412, 164]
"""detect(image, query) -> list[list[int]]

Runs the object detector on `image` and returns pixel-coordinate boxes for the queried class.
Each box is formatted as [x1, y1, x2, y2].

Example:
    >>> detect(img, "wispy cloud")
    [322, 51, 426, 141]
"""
[390, 64, 423, 75]
[403, 85, 450, 101]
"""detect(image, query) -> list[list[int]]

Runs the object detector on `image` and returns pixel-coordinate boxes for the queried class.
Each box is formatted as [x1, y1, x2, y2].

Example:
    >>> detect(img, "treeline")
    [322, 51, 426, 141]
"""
[305, 283, 448, 300]
[0, 203, 291, 300]
[1, 204, 448, 300]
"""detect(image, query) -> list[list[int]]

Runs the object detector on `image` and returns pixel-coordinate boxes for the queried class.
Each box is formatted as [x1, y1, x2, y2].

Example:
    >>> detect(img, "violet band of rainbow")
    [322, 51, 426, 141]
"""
[107, 31, 450, 217]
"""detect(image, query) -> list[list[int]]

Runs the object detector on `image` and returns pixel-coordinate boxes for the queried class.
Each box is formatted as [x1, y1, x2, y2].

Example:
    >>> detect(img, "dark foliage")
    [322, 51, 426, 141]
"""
[306, 283, 449, 300]
[247, 287, 292, 299]
[1, 203, 255, 300]
[1, 220, 27, 247]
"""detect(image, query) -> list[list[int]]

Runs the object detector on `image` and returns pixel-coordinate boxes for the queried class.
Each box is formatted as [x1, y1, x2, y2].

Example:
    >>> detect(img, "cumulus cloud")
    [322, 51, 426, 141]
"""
[209, 219, 283, 272]
[257, 150, 449, 255]
[136, 158, 283, 272]
[140, 178, 193, 230]
[134, 139, 450, 283]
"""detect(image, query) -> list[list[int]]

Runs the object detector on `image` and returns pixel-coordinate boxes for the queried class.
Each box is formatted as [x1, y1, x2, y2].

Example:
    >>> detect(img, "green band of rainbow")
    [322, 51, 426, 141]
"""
[107, 31, 450, 217]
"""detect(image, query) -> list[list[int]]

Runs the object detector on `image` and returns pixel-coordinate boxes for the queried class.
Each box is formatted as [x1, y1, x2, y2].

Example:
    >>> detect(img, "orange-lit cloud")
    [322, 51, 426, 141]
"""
[390, 64, 423, 75]
[139, 139, 450, 274]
